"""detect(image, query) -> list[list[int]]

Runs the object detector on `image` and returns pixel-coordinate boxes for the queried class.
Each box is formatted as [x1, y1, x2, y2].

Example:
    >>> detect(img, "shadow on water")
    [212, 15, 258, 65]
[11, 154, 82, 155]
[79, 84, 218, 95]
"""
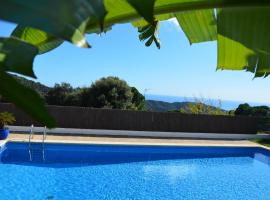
[0, 150, 259, 168]
[0, 142, 269, 168]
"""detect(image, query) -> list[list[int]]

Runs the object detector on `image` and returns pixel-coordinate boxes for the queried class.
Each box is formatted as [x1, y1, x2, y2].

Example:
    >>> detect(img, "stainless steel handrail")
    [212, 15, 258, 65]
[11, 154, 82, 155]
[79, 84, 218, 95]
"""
[42, 126, 47, 161]
[42, 126, 47, 144]
[28, 125, 34, 147]
[28, 125, 47, 161]
[28, 124, 34, 161]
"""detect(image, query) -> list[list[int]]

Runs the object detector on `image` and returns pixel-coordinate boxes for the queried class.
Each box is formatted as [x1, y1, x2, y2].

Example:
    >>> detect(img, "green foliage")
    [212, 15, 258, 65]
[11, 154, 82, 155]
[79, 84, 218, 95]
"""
[127, 0, 155, 24]
[146, 99, 227, 114]
[0, 69, 55, 128]
[0, 0, 108, 47]
[235, 103, 270, 117]
[146, 100, 188, 112]
[15, 75, 145, 110]
[0, 112, 15, 129]
[234, 103, 270, 131]
[80, 77, 143, 110]
[228, 110, 235, 116]
[138, 20, 160, 48]
[177, 98, 227, 115]
[217, 7, 270, 77]
[179, 103, 226, 115]
[131, 87, 145, 110]
[12, 26, 63, 55]
[175, 9, 217, 44]
[0, 37, 37, 78]
[12, 74, 50, 97]
[252, 139, 270, 147]
[45, 83, 75, 106]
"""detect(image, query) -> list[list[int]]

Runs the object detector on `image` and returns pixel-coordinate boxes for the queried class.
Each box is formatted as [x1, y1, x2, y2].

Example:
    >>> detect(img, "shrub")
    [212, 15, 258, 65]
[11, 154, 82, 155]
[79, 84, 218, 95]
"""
[0, 112, 16, 129]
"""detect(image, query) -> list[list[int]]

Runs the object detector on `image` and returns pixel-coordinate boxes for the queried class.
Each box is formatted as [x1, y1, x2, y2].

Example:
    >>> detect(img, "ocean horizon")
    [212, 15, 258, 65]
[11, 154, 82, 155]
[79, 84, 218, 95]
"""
[145, 94, 270, 111]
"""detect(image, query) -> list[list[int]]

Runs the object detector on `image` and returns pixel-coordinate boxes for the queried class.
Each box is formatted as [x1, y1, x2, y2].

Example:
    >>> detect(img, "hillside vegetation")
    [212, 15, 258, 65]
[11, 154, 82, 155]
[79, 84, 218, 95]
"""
[2, 75, 228, 114]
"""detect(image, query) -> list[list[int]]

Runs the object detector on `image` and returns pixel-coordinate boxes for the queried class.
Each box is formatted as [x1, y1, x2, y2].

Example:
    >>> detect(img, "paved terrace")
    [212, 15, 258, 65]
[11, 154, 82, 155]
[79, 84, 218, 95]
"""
[6, 125, 270, 148]
[8, 133, 261, 147]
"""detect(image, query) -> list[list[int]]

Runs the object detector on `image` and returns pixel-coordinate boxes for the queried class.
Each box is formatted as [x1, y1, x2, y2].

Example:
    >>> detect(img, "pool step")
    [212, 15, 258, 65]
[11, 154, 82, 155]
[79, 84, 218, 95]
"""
[29, 148, 45, 162]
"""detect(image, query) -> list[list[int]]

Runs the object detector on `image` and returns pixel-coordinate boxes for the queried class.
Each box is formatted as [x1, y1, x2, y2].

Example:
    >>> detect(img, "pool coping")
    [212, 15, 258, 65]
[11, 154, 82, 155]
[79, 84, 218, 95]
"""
[4, 133, 270, 151]
[8, 126, 270, 140]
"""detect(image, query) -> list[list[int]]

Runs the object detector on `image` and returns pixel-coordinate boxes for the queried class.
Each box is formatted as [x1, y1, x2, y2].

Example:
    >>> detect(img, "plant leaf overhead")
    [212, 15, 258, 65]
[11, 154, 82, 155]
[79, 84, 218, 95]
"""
[217, 7, 270, 77]
[175, 9, 217, 44]
[0, 0, 107, 47]
[138, 20, 161, 48]
[127, 0, 156, 23]
[0, 37, 38, 78]
[132, 13, 173, 27]
[12, 26, 63, 55]
[0, 68, 56, 128]
[86, 0, 270, 31]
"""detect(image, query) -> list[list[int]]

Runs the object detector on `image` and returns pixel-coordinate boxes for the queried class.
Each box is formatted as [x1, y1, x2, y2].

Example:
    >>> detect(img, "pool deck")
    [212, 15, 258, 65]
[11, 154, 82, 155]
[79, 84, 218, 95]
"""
[7, 133, 263, 148]
[8, 126, 270, 140]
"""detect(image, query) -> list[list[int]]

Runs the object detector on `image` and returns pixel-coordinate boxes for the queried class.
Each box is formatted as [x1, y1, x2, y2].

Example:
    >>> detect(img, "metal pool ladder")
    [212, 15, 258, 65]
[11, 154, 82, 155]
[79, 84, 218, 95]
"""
[28, 125, 47, 161]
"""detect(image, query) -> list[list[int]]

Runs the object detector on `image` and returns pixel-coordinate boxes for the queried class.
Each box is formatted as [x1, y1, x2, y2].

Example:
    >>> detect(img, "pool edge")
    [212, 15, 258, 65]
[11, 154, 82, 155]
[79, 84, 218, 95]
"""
[5, 137, 266, 149]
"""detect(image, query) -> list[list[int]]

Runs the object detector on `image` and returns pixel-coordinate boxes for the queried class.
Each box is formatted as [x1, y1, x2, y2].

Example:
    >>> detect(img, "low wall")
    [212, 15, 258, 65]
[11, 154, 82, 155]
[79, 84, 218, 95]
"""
[0, 103, 261, 134]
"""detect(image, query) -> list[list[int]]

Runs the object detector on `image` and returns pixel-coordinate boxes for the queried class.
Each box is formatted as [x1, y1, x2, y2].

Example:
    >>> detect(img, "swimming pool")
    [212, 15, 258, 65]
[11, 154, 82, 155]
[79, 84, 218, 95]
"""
[0, 142, 270, 200]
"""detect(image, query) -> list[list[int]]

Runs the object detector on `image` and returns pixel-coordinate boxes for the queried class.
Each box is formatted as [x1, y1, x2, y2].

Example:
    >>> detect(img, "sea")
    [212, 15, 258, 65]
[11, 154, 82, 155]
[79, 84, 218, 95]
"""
[145, 94, 270, 111]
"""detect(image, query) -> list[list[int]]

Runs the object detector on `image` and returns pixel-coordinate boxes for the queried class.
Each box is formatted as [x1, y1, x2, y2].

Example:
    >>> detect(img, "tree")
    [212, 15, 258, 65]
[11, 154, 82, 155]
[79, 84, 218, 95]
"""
[235, 103, 270, 117]
[45, 83, 74, 106]
[80, 77, 134, 109]
[131, 87, 145, 110]
[1, 1, 270, 126]
[234, 103, 252, 116]
[252, 106, 270, 117]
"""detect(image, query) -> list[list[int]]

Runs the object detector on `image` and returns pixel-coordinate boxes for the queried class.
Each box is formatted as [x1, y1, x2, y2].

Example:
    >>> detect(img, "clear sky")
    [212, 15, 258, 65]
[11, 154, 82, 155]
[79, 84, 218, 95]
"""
[1, 20, 270, 104]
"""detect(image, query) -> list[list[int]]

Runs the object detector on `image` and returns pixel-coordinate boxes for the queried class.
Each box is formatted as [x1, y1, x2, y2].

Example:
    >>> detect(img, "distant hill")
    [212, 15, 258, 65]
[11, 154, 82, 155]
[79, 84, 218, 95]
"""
[146, 100, 190, 112]
[145, 100, 227, 114]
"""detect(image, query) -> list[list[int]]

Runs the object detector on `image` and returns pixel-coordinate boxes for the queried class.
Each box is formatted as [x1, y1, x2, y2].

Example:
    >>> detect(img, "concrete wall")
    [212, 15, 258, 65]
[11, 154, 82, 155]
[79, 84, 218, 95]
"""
[0, 103, 261, 134]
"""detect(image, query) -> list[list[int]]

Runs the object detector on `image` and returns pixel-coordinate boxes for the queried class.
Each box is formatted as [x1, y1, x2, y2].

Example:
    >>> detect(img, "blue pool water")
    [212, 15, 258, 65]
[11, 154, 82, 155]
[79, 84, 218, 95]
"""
[1, 143, 270, 200]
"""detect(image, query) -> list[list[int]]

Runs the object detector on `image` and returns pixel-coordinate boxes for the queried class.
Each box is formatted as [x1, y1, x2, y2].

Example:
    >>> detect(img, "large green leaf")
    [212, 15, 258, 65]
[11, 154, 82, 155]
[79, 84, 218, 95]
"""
[86, 0, 270, 50]
[12, 26, 63, 55]
[0, 37, 55, 127]
[0, 37, 38, 78]
[127, 0, 156, 23]
[0, 69, 56, 128]
[175, 9, 217, 44]
[86, 0, 270, 31]
[217, 7, 270, 77]
[132, 13, 173, 27]
[0, 0, 107, 47]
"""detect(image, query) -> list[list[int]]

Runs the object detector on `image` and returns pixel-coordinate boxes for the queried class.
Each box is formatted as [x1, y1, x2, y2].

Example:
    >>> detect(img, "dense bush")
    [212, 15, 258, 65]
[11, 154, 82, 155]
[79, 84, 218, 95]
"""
[235, 103, 270, 131]
[0, 112, 16, 129]
[44, 77, 145, 110]
[45, 83, 75, 106]
[235, 103, 270, 117]
[80, 77, 134, 109]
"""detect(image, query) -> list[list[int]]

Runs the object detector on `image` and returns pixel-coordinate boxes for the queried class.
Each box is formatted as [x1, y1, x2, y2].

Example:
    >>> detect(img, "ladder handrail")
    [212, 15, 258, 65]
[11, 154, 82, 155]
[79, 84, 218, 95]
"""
[42, 126, 47, 161]
[28, 124, 34, 161]
[28, 124, 34, 148]
[28, 125, 47, 162]
[42, 126, 47, 144]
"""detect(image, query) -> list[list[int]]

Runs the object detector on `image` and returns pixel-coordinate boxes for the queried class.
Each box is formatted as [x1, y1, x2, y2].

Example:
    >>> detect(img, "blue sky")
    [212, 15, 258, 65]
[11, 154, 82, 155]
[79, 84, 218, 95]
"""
[1, 20, 270, 104]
